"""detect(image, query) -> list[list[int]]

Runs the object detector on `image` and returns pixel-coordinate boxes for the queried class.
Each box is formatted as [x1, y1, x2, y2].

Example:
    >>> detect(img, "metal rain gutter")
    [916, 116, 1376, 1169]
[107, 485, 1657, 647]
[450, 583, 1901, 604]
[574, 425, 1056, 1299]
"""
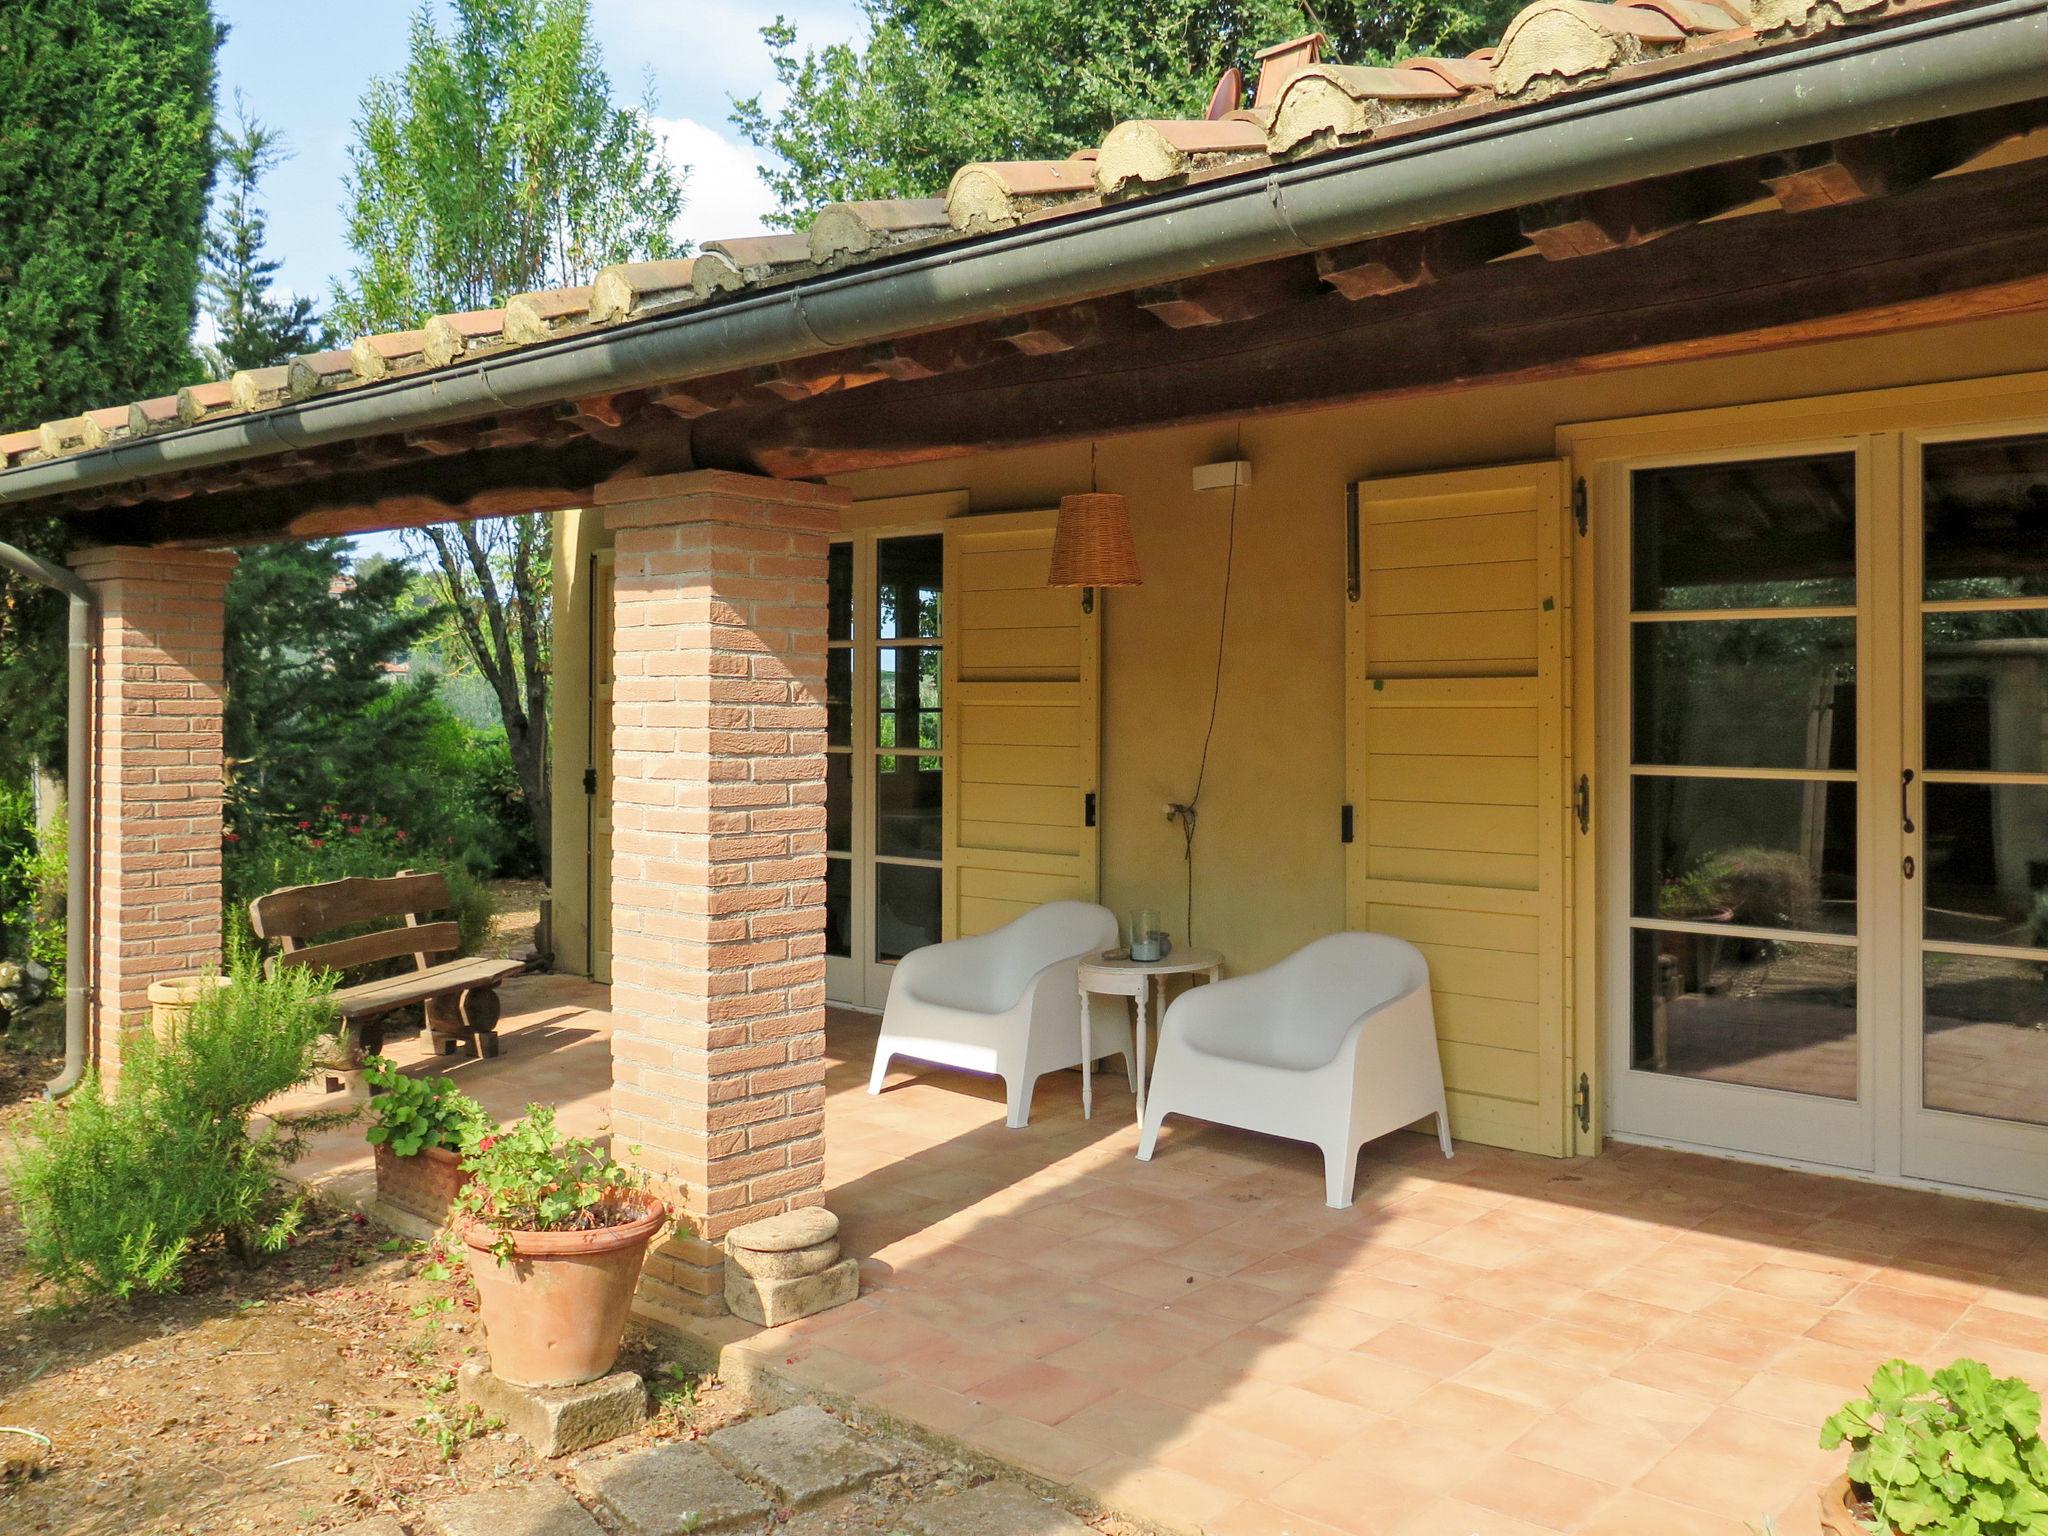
[2, 0, 2046, 509]
[0, 542, 93, 1097]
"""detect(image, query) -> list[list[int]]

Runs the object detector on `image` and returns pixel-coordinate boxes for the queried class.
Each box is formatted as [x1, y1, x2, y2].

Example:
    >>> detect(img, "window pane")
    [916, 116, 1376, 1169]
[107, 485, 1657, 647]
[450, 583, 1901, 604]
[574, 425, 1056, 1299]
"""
[876, 862, 941, 963]
[826, 752, 851, 853]
[1923, 783, 2048, 947]
[1632, 455, 1856, 611]
[1924, 952, 2048, 1125]
[825, 857, 851, 959]
[1633, 776, 1854, 933]
[878, 534, 942, 639]
[828, 542, 853, 642]
[876, 754, 942, 858]
[1633, 618, 1856, 770]
[1923, 609, 2048, 773]
[878, 646, 941, 752]
[1630, 929, 1857, 1099]
[1924, 433, 2048, 601]
[826, 649, 852, 748]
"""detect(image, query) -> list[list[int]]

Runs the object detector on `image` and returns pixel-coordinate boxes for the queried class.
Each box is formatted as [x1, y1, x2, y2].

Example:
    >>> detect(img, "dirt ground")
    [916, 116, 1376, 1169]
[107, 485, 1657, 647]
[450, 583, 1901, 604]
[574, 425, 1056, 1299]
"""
[479, 880, 546, 962]
[0, 984, 1130, 1536]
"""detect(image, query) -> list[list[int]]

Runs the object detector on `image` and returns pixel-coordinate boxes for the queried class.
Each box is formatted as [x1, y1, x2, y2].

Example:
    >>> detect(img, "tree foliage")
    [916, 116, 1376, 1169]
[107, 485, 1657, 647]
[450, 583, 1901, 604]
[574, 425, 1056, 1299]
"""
[333, 0, 686, 335]
[0, 0, 220, 779]
[732, 0, 1523, 222]
[336, 0, 689, 879]
[200, 98, 328, 378]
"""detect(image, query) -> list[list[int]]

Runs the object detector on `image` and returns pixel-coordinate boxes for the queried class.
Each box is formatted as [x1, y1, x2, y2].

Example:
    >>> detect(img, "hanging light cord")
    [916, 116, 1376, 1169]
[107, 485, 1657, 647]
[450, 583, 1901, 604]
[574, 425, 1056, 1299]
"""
[1179, 426, 1242, 945]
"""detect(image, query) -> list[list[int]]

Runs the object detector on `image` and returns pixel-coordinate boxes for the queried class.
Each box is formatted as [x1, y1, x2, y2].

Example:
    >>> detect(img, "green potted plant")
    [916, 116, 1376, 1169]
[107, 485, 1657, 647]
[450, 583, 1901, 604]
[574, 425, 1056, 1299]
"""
[1819, 1357, 2048, 1534]
[453, 1104, 667, 1387]
[363, 1057, 492, 1227]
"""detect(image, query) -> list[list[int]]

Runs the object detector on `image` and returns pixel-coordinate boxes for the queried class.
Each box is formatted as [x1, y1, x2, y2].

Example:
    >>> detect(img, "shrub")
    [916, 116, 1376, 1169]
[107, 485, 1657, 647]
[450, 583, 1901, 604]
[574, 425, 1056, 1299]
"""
[363, 1055, 492, 1157]
[0, 779, 32, 954]
[19, 804, 66, 986]
[1823, 1358, 2048, 1535]
[1682, 847, 1821, 931]
[8, 953, 340, 1298]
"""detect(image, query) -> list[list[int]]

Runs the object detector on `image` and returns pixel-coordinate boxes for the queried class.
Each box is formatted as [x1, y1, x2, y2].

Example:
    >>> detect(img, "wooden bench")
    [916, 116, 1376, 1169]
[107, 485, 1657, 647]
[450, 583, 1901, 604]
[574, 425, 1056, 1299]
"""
[250, 870, 525, 1090]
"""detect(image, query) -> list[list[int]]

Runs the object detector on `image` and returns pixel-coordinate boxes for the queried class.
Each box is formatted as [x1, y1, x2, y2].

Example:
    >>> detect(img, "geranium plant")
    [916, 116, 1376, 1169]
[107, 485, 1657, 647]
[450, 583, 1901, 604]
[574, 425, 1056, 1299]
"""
[454, 1104, 654, 1261]
[362, 1056, 493, 1157]
[1822, 1357, 2048, 1534]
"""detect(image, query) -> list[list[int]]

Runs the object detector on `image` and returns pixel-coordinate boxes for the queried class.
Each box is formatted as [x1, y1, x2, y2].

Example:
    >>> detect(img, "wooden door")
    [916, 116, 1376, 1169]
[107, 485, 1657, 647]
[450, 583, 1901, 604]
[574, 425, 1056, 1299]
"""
[1345, 464, 1572, 1155]
[942, 510, 1103, 938]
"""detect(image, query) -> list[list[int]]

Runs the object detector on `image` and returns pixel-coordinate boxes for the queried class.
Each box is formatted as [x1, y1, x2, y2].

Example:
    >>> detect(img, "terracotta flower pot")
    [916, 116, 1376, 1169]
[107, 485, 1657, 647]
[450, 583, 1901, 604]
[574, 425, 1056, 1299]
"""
[1820, 1474, 1884, 1535]
[460, 1199, 666, 1387]
[373, 1143, 470, 1227]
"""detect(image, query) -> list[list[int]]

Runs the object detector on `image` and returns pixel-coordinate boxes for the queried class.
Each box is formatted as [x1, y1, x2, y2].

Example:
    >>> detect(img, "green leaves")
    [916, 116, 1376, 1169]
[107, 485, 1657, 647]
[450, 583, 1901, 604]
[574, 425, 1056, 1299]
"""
[363, 1056, 493, 1158]
[1826, 1359, 2048, 1536]
[453, 1103, 652, 1258]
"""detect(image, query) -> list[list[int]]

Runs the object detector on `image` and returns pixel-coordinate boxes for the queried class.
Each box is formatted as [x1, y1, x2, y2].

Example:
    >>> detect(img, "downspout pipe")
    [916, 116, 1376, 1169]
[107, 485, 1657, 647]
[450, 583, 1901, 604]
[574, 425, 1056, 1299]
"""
[0, 0, 2045, 508]
[0, 542, 92, 1098]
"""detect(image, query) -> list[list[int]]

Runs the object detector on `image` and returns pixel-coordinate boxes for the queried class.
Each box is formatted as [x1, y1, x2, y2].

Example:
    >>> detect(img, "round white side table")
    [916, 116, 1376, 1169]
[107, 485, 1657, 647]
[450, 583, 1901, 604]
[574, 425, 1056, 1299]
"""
[1077, 947, 1224, 1120]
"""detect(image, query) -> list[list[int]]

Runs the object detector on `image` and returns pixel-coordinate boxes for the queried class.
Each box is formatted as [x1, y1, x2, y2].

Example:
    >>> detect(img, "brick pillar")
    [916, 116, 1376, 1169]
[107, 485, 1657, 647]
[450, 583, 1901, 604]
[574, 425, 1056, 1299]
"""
[69, 546, 237, 1078]
[597, 470, 848, 1318]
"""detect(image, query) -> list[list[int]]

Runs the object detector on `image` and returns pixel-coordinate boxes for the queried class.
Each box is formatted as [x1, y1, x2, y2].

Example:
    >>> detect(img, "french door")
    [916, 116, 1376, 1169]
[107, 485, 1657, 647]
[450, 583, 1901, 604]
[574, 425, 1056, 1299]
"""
[826, 531, 946, 1009]
[1605, 427, 2048, 1200]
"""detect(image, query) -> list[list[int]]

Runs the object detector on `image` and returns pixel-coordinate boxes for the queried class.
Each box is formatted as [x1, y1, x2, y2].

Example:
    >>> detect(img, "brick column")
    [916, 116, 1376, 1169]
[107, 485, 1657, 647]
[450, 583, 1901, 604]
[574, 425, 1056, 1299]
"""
[597, 470, 848, 1318]
[69, 546, 237, 1078]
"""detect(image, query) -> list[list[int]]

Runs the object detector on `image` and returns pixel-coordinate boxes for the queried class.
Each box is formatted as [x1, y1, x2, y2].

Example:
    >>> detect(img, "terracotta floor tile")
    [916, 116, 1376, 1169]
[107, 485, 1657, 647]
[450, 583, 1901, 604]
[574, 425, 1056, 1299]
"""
[1727, 1369, 1858, 1427]
[1735, 1261, 1860, 1306]
[1214, 1382, 1383, 1456]
[1078, 1454, 1240, 1530]
[1448, 1349, 1583, 1413]
[1574, 1490, 1762, 1536]
[1803, 1307, 1946, 1359]
[1355, 1322, 1491, 1379]
[1207, 1499, 1361, 1536]
[1264, 1298, 1393, 1350]
[1612, 1346, 1754, 1403]
[1405, 1294, 1542, 1349]
[969, 1359, 1119, 1426]
[966, 1411, 1112, 1481]
[1508, 1407, 1674, 1484]
[1391, 1497, 1566, 1536]
[1154, 1420, 1318, 1501]
[1696, 1285, 1829, 1337]
[1393, 1380, 1544, 1454]
[1657, 1314, 1794, 1368]
[1454, 1452, 1618, 1532]
[1298, 1353, 1441, 1414]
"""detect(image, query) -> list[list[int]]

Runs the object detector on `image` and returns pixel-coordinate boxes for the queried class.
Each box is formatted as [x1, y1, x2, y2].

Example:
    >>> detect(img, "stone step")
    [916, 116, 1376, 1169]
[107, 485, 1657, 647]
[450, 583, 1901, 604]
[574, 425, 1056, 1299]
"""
[573, 1441, 770, 1535]
[705, 1404, 897, 1508]
[423, 1482, 603, 1536]
[902, 1480, 1099, 1536]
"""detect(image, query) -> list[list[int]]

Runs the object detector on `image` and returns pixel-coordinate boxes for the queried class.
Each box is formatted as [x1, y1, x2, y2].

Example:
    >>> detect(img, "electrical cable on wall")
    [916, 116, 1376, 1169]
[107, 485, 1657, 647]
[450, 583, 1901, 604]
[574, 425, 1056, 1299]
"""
[1169, 424, 1242, 946]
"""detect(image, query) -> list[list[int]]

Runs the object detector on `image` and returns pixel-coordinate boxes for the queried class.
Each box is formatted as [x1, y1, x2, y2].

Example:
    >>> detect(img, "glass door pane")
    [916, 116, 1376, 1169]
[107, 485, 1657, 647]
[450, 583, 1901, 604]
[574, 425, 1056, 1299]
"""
[870, 534, 943, 985]
[824, 542, 856, 975]
[1624, 454, 1863, 1101]
[1916, 434, 2048, 1141]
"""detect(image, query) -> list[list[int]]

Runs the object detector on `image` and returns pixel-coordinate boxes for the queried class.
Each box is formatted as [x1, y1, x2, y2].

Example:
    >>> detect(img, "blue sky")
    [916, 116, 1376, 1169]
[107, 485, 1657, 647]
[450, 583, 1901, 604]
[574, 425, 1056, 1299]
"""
[214, 0, 864, 309]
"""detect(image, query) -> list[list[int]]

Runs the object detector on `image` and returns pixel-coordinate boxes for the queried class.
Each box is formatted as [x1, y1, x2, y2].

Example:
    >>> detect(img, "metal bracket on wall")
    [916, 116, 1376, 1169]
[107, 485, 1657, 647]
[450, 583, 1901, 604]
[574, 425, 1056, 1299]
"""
[1575, 1072, 1592, 1133]
[1573, 774, 1590, 834]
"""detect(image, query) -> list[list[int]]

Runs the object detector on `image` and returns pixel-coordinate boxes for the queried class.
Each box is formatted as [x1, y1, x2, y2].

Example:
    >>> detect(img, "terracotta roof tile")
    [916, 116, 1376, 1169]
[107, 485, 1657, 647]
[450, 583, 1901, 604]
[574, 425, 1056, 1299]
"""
[423, 309, 506, 368]
[288, 348, 357, 401]
[590, 259, 698, 324]
[947, 161, 1099, 232]
[504, 285, 594, 344]
[692, 233, 814, 297]
[176, 379, 235, 427]
[350, 330, 428, 380]
[0, 0, 1990, 472]
[808, 198, 950, 264]
[1095, 118, 1269, 198]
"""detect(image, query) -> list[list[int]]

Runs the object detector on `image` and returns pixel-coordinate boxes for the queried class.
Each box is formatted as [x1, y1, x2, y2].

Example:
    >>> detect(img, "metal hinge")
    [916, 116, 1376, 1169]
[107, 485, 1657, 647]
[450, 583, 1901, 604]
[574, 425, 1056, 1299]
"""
[1574, 1072, 1592, 1133]
[1345, 484, 1361, 603]
[582, 766, 598, 796]
[1572, 476, 1588, 537]
[1573, 773, 1590, 834]
[1340, 803, 1354, 844]
[1084, 791, 1098, 828]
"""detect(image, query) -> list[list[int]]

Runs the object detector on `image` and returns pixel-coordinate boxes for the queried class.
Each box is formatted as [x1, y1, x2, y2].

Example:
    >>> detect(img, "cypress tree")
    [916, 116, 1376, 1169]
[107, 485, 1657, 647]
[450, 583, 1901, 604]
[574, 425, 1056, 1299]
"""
[0, 0, 221, 777]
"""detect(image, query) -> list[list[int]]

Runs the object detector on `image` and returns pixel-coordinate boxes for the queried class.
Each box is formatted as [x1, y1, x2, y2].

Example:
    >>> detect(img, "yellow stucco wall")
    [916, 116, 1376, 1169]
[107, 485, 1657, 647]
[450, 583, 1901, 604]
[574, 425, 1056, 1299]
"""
[550, 311, 2048, 1145]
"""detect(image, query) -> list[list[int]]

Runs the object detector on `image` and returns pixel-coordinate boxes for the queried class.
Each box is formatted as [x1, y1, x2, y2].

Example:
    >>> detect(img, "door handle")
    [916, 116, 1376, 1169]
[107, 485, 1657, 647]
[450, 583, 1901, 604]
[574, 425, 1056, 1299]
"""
[1901, 768, 1915, 836]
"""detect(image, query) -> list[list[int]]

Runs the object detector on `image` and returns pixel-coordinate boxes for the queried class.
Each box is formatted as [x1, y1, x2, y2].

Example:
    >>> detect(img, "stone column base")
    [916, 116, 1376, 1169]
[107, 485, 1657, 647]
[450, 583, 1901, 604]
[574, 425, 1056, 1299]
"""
[722, 1208, 859, 1327]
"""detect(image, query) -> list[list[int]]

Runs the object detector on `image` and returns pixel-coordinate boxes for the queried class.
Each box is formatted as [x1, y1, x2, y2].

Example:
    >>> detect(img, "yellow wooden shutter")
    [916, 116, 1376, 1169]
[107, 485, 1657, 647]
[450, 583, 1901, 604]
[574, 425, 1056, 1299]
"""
[942, 510, 1102, 939]
[1345, 464, 1571, 1155]
[591, 551, 615, 984]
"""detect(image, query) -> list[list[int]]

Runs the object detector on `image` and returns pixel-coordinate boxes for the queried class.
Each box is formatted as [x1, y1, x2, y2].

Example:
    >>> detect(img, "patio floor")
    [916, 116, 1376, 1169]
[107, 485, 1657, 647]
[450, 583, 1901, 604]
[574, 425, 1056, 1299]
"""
[293, 974, 2048, 1536]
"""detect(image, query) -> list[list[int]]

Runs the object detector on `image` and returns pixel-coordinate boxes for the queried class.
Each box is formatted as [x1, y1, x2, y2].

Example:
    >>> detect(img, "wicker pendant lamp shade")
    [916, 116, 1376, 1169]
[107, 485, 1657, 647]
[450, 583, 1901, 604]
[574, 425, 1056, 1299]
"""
[1048, 492, 1142, 588]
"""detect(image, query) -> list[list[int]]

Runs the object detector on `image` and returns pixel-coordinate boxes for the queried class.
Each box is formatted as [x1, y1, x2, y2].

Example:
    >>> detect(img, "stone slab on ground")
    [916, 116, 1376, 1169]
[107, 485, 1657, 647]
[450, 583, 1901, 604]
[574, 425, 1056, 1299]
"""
[424, 1481, 603, 1536]
[329, 1521, 411, 1536]
[901, 1481, 1099, 1536]
[724, 1255, 859, 1327]
[707, 1403, 896, 1507]
[573, 1441, 771, 1535]
[458, 1360, 647, 1458]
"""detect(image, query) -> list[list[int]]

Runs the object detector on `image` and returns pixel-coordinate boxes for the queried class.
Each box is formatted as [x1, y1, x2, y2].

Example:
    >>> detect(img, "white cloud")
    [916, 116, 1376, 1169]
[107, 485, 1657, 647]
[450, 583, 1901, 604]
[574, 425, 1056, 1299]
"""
[650, 115, 781, 246]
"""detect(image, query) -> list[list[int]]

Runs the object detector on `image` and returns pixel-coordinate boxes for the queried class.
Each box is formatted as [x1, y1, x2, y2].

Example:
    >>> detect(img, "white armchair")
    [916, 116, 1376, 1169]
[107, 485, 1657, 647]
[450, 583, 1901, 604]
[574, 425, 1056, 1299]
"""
[869, 901, 1127, 1128]
[1137, 932, 1452, 1208]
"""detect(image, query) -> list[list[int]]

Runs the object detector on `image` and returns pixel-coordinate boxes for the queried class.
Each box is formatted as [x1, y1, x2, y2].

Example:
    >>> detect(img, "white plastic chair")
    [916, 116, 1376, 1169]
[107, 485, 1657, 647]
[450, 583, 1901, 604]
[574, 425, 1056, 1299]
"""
[1137, 932, 1453, 1207]
[869, 901, 1127, 1128]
